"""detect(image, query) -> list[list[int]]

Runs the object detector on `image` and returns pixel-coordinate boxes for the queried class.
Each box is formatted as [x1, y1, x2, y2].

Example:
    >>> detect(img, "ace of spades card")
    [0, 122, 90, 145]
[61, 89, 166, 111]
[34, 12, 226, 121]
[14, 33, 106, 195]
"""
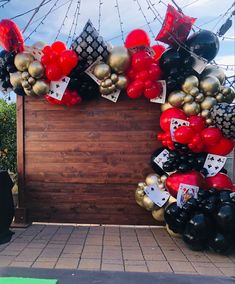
[48, 76, 70, 101]
[150, 80, 166, 104]
[177, 183, 199, 208]
[203, 154, 227, 177]
[170, 118, 189, 141]
[144, 183, 170, 207]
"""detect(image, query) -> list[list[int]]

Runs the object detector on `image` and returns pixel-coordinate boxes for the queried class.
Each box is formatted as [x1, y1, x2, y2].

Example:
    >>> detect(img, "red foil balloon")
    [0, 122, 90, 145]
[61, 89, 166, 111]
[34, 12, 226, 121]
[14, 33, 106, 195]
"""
[125, 29, 150, 48]
[201, 127, 222, 146]
[205, 137, 234, 156]
[155, 4, 196, 46]
[160, 108, 187, 132]
[0, 19, 24, 52]
[206, 173, 234, 191]
[166, 170, 206, 198]
[151, 44, 166, 61]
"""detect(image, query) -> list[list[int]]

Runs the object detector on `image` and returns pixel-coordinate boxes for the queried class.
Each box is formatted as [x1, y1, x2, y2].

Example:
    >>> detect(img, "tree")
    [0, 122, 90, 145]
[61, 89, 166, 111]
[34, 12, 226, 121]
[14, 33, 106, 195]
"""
[0, 99, 16, 173]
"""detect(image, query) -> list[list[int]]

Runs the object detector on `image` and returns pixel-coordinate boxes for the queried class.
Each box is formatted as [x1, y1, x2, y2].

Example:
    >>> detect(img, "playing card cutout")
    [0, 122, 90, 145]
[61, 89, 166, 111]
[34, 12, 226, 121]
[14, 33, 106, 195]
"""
[170, 118, 189, 141]
[85, 57, 103, 85]
[0, 81, 12, 95]
[144, 183, 170, 207]
[24, 46, 43, 61]
[153, 148, 175, 174]
[192, 54, 208, 74]
[48, 76, 70, 101]
[203, 154, 227, 177]
[177, 183, 199, 208]
[150, 80, 166, 104]
[101, 89, 120, 103]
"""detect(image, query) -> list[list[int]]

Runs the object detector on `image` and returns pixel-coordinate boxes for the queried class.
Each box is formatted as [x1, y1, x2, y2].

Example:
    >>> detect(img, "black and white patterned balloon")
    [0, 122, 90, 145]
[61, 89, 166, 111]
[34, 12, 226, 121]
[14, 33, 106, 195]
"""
[211, 103, 235, 139]
[70, 20, 109, 70]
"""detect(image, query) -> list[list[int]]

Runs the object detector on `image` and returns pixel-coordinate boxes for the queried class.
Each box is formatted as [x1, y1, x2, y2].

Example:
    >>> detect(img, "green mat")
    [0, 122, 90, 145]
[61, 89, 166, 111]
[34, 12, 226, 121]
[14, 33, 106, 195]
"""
[0, 277, 57, 284]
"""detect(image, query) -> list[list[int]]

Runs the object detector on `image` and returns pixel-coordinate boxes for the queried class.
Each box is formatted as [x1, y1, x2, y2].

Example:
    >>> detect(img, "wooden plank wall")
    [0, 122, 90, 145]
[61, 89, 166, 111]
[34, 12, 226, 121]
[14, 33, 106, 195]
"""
[22, 94, 163, 225]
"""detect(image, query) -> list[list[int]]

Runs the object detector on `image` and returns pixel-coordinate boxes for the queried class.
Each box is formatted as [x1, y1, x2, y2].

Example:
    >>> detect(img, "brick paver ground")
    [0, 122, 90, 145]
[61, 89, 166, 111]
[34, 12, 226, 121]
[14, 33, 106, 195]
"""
[0, 224, 234, 277]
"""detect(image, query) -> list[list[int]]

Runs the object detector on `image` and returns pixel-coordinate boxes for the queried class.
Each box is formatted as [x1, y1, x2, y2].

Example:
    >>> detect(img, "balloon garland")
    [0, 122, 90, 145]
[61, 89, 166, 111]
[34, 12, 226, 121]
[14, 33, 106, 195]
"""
[0, 5, 234, 254]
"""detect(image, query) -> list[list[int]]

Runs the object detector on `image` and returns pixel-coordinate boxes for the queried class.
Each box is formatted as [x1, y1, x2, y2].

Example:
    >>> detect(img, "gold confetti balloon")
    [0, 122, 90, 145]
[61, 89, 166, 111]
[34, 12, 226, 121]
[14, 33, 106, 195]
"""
[115, 75, 128, 89]
[32, 80, 49, 96]
[182, 75, 199, 93]
[9, 72, 22, 88]
[168, 91, 186, 107]
[14, 52, 34, 71]
[183, 102, 200, 115]
[145, 173, 159, 186]
[200, 96, 217, 110]
[28, 61, 45, 79]
[201, 65, 225, 85]
[199, 75, 220, 95]
[152, 208, 165, 222]
[108, 46, 131, 74]
[93, 63, 111, 80]
[142, 195, 155, 211]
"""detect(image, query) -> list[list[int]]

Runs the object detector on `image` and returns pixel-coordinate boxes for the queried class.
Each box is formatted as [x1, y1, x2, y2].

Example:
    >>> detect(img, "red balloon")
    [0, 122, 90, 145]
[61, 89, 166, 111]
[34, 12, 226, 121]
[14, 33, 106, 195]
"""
[46, 63, 63, 81]
[59, 50, 78, 75]
[151, 44, 166, 61]
[206, 173, 234, 191]
[160, 108, 187, 132]
[131, 50, 152, 71]
[206, 137, 234, 156]
[174, 126, 194, 144]
[45, 89, 82, 107]
[148, 63, 162, 81]
[0, 19, 24, 52]
[201, 127, 222, 146]
[125, 29, 150, 48]
[135, 70, 149, 81]
[155, 4, 196, 46]
[166, 170, 206, 198]
[144, 81, 162, 99]
[188, 116, 205, 132]
[127, 80, 144, 99]
[41, 55, 50, 66]
[43, 46, 52, 55]
[126, 68, 136, 81]
[51, 41, 67, 53]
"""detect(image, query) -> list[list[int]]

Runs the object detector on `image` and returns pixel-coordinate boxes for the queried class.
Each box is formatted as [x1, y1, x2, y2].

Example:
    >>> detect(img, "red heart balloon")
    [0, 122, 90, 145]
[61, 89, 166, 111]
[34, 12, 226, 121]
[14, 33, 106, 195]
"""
[165, 170, 206, 198]
[0, 19, 24, 52]
[205, 173, 234, 191]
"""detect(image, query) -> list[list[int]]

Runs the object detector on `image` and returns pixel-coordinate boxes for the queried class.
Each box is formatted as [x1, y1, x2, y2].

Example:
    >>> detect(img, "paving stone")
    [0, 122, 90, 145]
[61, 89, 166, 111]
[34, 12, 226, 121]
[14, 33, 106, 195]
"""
[55, 257, 79, 269]
[146, 260, 173, 273]
[169, 261, 197, 273]
[218, 267, 235, 277]
[191, 262, 224, 276]
[101, 263, 124, 271]
[9, 261, 33, 268]
[78, 258, 101, 270]
[125, 265, 148, 272]
[32, 261, 56, 269]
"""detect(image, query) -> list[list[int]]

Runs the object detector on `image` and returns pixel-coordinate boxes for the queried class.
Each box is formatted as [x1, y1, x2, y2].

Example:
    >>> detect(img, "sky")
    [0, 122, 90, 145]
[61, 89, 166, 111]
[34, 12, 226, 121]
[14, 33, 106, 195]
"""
[0, 0, 234, 99]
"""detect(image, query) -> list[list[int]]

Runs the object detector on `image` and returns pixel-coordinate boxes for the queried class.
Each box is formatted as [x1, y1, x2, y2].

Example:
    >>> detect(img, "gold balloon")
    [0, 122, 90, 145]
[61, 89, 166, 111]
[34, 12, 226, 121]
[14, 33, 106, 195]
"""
[166, 224, 181, 237]
[201, 109, 210, 118]
[202, 65, 225, 85]
[160, 175, 167, 184]
[189, 87, 199, 97]
[115, 75, 128, 89]
[9, 72, 22, 88]
[182, 75, 199, 93]
[108, 46, 131, 74]
[206, 118, 213, 125]
[32, 80, 49, 96]
[101, 81, 106, 87]
[215, 93, 223, 102]
[183, 94, 194, 103]
[99, 86, 110, 95]
[28, 61, 45, 79]
[135, 188, 145, 207]
[145, 173, 159, 186]
[108, 85, 116, 93]
[161, 102, 173, 112]
[103, 78, 113, 87]
[137, 182, 147, 190]
[158, 183, 165, 190]
[93, 63, 111, 80]
[195, 93, 204, 103]
[200, 96, 217, 110]
[199, 75, 220, 95]
[24, 88, 36, 96]
[111, 73, 118, 83]
[152, 208, 165, 222]
[221, 86, 231, 95]
[28, 77, 36, 85]
[21, 71, 30, 80]
[22, 80, 31, 89]
[142, 195, 155, 211]
[164, 196, 176, 209]
[14, 52, 34, 71]
[168, 91, 186, 107]
[183, 102, 200, 115]
[32, 41, 47, 49]
[220, 87, 235, 104]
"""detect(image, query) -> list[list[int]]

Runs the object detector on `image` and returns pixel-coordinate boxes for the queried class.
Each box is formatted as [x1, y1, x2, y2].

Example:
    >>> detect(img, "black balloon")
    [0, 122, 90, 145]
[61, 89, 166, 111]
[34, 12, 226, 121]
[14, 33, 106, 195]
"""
[215, 204, 235, 233]
[13, 87, 25, 96]
[185, 30, 219, 61]
[183, 228, 207, 251]
[159, 48, 182, 72]
[208, 233, 231, 254]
